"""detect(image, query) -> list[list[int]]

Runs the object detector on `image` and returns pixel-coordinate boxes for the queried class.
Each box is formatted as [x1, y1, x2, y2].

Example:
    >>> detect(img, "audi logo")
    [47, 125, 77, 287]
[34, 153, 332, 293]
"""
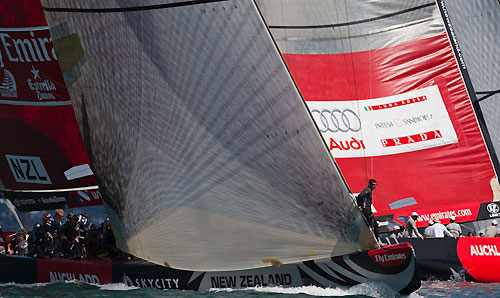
[487, 203, 500, 214]
[311, 108, 361, 133]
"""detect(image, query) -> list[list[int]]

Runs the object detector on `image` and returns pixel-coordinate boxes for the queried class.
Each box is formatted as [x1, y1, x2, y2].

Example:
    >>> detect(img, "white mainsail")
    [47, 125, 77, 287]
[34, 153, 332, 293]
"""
[42, 0, 374, 271]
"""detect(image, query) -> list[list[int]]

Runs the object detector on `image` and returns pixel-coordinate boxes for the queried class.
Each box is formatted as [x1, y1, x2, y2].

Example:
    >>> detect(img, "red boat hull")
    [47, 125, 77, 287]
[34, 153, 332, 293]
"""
[385, 237, 500, 282]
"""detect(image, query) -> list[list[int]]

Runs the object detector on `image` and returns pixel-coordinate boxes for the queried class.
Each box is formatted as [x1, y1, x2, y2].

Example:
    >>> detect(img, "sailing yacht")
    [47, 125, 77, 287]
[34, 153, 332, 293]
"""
[256, 0, 500, 282]
[0, 0, 420, 294]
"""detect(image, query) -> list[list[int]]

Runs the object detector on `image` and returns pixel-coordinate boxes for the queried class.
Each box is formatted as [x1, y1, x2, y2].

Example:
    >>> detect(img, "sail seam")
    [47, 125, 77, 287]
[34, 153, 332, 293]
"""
[268, 2, 435, 29]
[43, 0, 228, 13]
[272, 18, 434, 41]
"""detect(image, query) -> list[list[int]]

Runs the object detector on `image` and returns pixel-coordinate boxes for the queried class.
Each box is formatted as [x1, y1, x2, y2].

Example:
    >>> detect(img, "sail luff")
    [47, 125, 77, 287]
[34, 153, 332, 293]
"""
[438, 0, 500, 219]
[435, 0, 500, 182]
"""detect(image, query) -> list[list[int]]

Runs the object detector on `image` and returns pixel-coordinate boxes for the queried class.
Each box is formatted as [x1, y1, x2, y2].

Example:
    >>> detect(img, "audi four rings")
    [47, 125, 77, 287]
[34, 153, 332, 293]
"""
[311, 108, 361, 133]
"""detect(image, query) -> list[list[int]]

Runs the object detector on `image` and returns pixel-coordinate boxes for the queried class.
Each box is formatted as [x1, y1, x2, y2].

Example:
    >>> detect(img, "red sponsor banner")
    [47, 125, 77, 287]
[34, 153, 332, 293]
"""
[457, 238, 500, 282]
[0, 1, 96, 190]
[37, 258, 112, 284]
[284, 33, 496, 227]
[368, 243, 411, 267]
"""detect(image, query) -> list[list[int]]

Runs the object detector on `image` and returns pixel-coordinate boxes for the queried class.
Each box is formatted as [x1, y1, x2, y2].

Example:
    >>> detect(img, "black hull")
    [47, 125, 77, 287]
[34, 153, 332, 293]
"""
[394, 238, 470, 281]
[383, 237, 500, 282]
[0, 243, 420, 294]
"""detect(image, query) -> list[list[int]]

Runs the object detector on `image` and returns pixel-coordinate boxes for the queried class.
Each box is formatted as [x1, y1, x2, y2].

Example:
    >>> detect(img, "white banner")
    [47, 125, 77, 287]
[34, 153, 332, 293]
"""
[308, 85, 458, 158]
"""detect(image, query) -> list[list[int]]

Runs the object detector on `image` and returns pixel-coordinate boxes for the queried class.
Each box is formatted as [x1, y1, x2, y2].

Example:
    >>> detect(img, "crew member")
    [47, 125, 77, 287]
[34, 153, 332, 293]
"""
[356, 179, 379, 240]
[428, 218, 453, 238]
[447, 216, 462, 237]
[33, 213, 55, 257]
[85, 224, 101, 259]
[60, 214, 83, 259]
[53, 209, 64, 233]
[7, 228, 28, 255]
[404, 212, 424, 240]
[484, 220, 499, 237]
[397, 225, 405, 237]
[424, 219, 434, 238]
[389, 226, 400, 239]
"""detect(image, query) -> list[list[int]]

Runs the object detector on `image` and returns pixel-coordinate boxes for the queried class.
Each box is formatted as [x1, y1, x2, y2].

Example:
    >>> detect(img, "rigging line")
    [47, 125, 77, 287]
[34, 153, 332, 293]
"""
[269, 2, 435, 29]
[43, 0, 228, 13]
[476, 89, 500, 102]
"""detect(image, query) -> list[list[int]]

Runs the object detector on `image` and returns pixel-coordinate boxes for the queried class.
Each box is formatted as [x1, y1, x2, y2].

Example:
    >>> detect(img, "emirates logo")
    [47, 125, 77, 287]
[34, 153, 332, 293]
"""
[0, 69, 17, 98]
[487, 203, 500, 214]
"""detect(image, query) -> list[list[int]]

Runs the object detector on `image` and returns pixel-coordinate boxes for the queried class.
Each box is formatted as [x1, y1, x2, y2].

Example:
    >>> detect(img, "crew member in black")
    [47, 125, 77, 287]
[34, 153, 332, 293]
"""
[78, 212, 91, 238]
[99, 217, 117, 258]
[53, 209, 64, 233]
[357, 179, 380, 240]
[51, 209, 65, 256]
[60, 214, 83, 259]
[85, 224, 101, 259]
[33, 213, 55, 258]
[78, 212, 92, 257]
[7, 228, 28, 255]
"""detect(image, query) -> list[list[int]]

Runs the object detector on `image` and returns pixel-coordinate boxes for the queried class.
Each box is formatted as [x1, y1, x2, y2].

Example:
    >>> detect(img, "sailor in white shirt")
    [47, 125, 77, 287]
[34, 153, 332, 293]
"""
[389, 226, 400, 239]
[424, 219, 434, 238]
[429, 218, 454, 238]
[484, 220, 499, 237]
[446, 216, 462, 237]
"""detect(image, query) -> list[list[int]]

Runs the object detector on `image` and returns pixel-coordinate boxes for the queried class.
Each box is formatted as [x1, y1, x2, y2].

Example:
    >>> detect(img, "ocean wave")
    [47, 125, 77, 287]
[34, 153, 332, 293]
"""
[210, 282, 410, 298]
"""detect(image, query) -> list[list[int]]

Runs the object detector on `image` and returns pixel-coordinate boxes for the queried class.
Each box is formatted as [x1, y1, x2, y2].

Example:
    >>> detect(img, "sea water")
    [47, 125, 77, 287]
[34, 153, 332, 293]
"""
[1, 281, 500, 298]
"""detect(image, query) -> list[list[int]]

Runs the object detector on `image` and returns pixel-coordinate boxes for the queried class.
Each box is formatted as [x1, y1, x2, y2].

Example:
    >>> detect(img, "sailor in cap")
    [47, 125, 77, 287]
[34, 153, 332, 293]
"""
[424, 219, 434, 238]
[404, 212, 424, 239]
[429, 217, 454, 238]
[484, 219, 499, 237]
[446, 216, 462, 237]
[389, 225, 400, 239]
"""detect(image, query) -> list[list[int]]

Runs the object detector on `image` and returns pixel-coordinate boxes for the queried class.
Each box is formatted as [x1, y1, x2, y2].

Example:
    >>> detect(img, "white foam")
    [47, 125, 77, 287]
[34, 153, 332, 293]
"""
[60, 280, 137, 291]
[0, 280, 139, 292]
[210, 282, 406, 298]
[0, 280, 93, 288]
[0, 282, 48, 288]
[97, 283, 138, 291]
[408, 292, 425, 298]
